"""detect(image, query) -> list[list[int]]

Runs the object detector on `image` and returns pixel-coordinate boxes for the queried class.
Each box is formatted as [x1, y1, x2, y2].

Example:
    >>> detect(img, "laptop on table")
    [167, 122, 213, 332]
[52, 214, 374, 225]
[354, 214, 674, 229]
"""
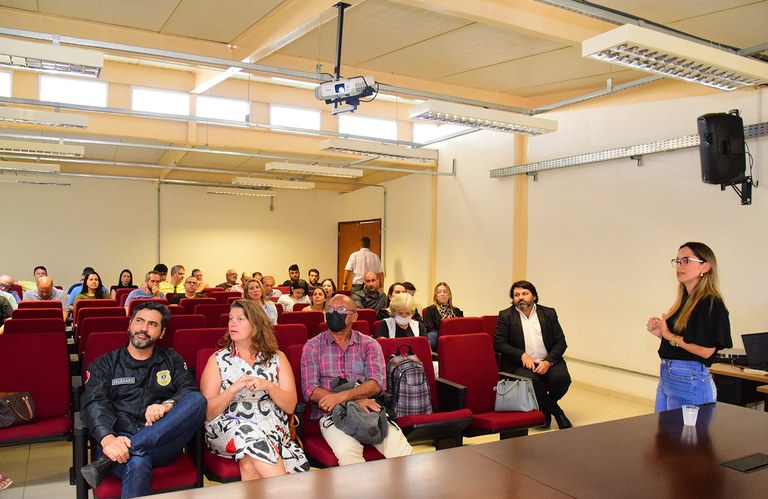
[733, 332, 768, 370]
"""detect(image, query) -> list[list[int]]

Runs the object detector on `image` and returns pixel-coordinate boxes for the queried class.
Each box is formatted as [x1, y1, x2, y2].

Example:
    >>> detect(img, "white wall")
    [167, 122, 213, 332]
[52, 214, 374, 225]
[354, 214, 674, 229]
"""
[522, 87, 767, 398]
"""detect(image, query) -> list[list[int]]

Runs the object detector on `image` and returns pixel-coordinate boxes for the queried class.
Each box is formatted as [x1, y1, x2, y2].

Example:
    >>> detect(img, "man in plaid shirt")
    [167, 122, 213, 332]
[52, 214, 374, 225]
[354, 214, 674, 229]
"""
[300, 294, 412, 465]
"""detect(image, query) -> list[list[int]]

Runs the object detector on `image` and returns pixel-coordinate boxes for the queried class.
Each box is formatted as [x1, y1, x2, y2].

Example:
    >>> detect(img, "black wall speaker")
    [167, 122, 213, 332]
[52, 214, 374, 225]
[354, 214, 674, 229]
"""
[697, 112, 745, 185]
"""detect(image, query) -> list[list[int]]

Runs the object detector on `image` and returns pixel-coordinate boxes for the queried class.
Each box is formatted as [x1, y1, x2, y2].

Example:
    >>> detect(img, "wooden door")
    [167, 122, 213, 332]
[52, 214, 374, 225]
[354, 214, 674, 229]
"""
[337, 219, 382, 286]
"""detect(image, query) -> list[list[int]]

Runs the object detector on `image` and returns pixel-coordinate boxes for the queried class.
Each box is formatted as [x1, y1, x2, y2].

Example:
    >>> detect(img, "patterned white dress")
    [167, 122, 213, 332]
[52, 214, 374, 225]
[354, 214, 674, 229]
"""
[204, 347, 309, 473]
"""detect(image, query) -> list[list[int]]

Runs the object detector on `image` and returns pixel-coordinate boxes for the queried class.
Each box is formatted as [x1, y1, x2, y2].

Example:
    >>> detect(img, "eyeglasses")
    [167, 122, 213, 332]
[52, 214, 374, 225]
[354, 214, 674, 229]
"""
[0, 282, 9, 289]
[325, 306, 357, 314]
[670, 257, 705, 268]
[185, 281, 197, 285]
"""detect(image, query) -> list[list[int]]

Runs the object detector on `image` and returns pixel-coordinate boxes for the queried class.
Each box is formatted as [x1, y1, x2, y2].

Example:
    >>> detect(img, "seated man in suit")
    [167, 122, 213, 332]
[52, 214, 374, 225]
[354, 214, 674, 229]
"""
[79, 301, 206, 498]
[494, 280, 572, 430]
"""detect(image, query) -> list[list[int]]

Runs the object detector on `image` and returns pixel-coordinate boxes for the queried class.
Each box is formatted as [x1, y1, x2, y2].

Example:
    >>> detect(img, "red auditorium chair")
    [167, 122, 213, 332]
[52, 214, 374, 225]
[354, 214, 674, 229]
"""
[439, 317, 484, 336]
[377, 336, 472, 448]
[114, 288, 135, 307]
[73, 299, 119, 327]
[179, 297, 216, 315]
[481, 315, 499, 338]
[285, 344, 384, 468]
[3, 317, 66, 334]
[172, 328, 227, 374]
[292, 302, 309, 311]
[207, 291, 242, 304]
[194, 303, 230, 327]
[11, 307, 63, 320]
[273, 324, 308, 350]
[438, 333, 545, 439]
[278, 310, 324, 338]
[372, 320, 384, 335]
[0, 333, 71, 446]
[78, 316, 130, 353]
[160, 314, 206, 348]
[276, 286, 290, 295]
[355, 308, 377, 329]
[18, 300, 62, 309]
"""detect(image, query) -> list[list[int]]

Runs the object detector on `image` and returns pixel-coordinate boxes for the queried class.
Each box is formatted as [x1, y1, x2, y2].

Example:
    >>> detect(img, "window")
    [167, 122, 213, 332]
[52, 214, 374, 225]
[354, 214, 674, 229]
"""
[338, 114, 397, 140]
[132, 87, 189, 115]
[269, 104, 321, 131]
[196, 95, 249, 122]
[0, 71, 10, 97]
[39, 75, 107, 107]
[413, 122, 470, 144]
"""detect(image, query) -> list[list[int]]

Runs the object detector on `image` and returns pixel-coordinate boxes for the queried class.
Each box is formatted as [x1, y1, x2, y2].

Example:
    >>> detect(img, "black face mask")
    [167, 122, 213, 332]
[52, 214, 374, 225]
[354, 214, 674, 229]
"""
[326, 311, 348, 333]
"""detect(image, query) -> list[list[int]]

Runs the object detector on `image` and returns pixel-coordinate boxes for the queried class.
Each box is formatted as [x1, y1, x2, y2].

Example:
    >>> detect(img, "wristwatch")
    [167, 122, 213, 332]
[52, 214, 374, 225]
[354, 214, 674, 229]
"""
[161, 399, 176, 407]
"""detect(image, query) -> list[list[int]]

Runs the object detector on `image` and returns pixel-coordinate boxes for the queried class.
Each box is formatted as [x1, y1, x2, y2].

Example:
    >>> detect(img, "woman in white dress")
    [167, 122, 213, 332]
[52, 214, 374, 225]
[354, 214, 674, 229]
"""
[200, 300, 308, 479]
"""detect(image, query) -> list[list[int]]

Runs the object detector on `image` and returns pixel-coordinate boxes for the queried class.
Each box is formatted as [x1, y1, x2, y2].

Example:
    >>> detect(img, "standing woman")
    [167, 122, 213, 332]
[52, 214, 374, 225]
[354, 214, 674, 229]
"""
[423, 282, 463, 339]
[647, 242, 732, 411]
[200, 300, 309, 479]
[243, 278, 278, 325]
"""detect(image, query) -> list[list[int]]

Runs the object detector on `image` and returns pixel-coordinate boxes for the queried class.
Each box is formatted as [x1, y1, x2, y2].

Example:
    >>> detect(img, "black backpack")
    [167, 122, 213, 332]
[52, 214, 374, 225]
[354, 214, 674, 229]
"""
[386, 345, 433, 418]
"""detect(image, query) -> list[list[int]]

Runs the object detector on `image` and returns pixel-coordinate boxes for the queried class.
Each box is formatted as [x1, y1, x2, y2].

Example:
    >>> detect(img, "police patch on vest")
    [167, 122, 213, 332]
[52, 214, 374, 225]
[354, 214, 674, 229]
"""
[112, 377, 135, 386]
[156, 370, 171, 386]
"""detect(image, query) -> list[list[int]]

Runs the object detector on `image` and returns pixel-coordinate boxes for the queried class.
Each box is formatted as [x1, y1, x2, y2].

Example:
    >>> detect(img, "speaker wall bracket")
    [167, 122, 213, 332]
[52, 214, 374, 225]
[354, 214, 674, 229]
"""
[721, 176, 755, 205]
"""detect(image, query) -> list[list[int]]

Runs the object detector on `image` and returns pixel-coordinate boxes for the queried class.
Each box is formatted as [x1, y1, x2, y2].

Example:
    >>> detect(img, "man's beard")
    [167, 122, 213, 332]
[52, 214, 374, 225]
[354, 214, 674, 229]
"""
[129, 330, 157, 350]
[516, 299, 533, 310]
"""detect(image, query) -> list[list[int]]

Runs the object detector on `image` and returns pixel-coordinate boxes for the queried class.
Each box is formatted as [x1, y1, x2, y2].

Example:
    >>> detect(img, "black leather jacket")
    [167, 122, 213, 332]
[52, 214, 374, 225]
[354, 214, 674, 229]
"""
[81, 345, 198, 442]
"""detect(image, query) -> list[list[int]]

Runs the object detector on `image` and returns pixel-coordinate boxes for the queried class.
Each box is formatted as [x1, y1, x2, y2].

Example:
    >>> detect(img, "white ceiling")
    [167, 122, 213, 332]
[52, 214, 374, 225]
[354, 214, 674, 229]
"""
[0, 0, 765, 189]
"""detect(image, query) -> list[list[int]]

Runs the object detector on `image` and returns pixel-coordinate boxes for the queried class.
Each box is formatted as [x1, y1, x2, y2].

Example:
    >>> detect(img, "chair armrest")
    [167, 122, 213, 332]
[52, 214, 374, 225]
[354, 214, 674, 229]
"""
[436, 377, 467, 412]
[73, 412, 89, 499]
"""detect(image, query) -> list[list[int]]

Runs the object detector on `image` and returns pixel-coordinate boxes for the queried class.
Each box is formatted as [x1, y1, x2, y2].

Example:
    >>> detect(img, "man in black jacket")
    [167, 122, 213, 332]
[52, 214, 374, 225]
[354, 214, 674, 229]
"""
[494, 280, 572, 430]
[80, 301, 206, 498]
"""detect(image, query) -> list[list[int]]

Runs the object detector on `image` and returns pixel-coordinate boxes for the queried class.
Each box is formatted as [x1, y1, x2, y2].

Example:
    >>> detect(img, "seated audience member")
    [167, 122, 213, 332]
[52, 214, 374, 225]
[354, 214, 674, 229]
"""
[125, 271, 165, 310]
[200, 300, 309, 479]
[243, 278, 278, 325]
[217, 269, 239, 291]
[252, 272, 263, 282]
[320, 278, 337, 299]
[191, 269, 209, 293]
[160, 265, 185, 294]
[0, 294, 13, 327]
[0, 276, 18, 310]
[79, 302, 207, 497]
[351, 272, 386, 312]
[375, 293, 432, 348]
[262, 276, 282, 299]
[494, 280, 572, 430]
[73, 271, 111, 304]
[69, 267, 110, 307]
[423, 282, 463, 340]
[306, 287, 327, 312]
[277, 280, 310, 312]
[110, 269, 136, 298]
[169, 276, 206, 305]
[23, 277, 69, 321]
[18, 265, 48, 292]
[230, 271, 251, 294]
[376, 282, 407, 320]
[300, 294, 413, 465]
[307, 268, 320, 290]
[402, 281, 417, 296]
[153, 263, 169, 289]
[281, 264, 301, 287]
[0, 274, 21, 303]
[68, 267, 95, 294]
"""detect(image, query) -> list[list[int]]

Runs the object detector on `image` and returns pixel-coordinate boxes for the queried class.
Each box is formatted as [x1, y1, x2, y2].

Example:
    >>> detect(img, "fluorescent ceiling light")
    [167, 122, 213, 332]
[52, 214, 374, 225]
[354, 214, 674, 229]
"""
[207, 188, 274, 197]
[0, 37, 103, 78]
[265, 161, 363, 178]
[233, 176, 314, 190]
[409, 101, 557, 136]
[0, 160, 60, 173]
[582, 24, 768, 91]
[0, 139, 84, 157]
[0, 107, 88, 128]
[320, 138, 437, 163]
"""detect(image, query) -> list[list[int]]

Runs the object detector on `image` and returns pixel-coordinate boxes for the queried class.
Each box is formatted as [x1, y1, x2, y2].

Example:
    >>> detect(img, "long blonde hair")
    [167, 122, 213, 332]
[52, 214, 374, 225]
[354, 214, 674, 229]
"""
[667, 242, 726, 332]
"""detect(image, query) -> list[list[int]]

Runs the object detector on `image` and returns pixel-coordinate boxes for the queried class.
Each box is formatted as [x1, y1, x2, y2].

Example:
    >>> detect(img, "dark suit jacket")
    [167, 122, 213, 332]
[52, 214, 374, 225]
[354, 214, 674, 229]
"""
[494, 304, 567, 372]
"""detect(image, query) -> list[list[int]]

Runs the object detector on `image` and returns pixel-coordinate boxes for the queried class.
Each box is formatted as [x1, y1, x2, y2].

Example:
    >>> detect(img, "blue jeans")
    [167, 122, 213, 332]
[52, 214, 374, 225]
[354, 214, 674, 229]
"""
[100, 391, 206, 499]
[654, 359, 716, 412]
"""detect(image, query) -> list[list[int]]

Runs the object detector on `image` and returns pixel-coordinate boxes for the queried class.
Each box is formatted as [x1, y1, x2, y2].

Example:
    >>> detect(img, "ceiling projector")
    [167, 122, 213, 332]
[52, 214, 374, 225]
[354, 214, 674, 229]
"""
[315, 76, 376, 103]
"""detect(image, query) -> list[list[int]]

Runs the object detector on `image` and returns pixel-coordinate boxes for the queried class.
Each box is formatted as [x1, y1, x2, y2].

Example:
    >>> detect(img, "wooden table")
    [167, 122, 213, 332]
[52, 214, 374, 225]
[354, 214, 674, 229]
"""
[710, 362, 768, 406]
[158, 403, 768, 499]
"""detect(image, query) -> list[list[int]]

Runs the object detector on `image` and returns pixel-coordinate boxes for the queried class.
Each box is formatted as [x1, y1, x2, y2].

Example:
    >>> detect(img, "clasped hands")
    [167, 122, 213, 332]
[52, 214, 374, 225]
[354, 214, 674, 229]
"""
[521, 353, 551, 374]
[231, 374, 272, 394]
[318, 391, 380, 414]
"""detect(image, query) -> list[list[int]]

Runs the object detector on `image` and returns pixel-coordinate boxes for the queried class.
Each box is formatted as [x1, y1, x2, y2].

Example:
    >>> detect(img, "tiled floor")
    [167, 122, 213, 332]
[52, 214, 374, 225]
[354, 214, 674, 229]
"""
[0, 385, 653, 498]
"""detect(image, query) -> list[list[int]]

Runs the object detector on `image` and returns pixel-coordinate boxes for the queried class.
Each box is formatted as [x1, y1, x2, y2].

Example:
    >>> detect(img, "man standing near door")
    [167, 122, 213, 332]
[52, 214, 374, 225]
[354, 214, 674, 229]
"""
[342, 237, 384, 292]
